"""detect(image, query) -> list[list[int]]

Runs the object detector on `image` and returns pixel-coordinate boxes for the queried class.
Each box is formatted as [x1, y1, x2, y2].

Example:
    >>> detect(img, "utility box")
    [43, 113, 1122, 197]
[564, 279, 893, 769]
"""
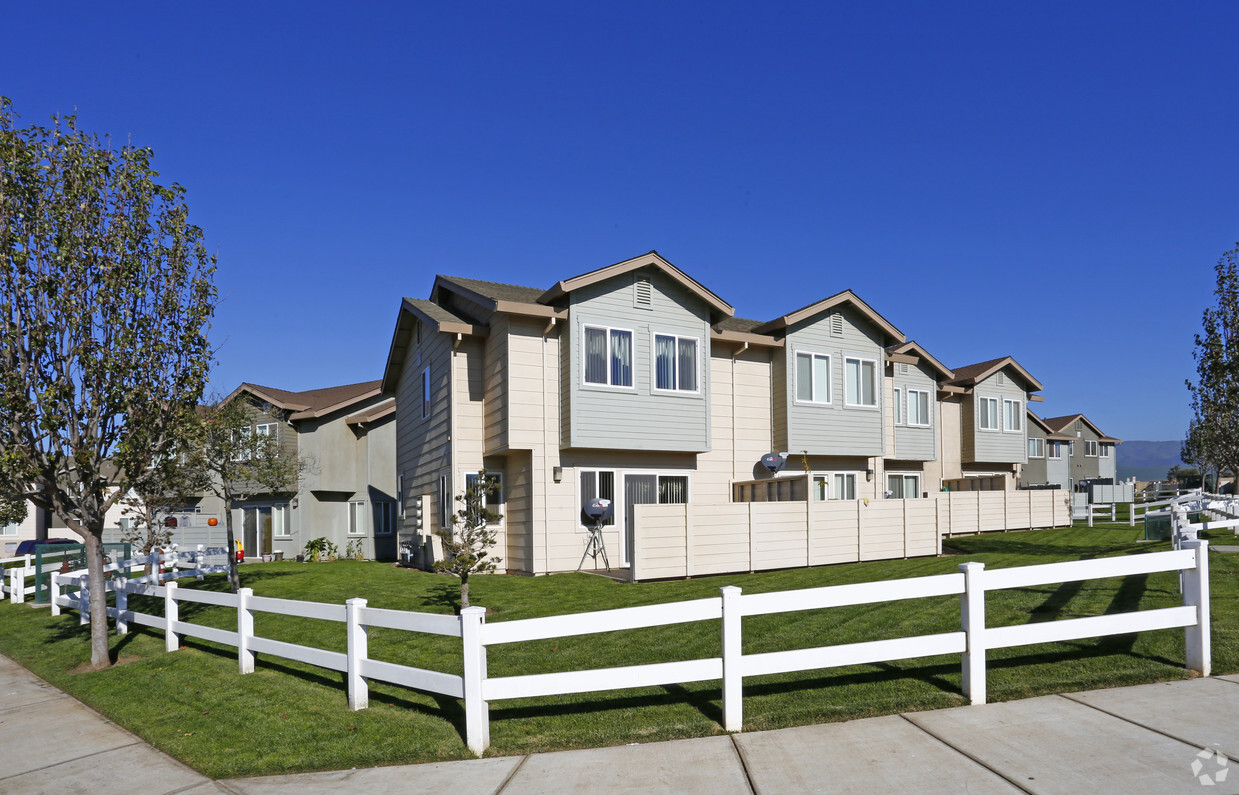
[1143, 512, 1172, 542]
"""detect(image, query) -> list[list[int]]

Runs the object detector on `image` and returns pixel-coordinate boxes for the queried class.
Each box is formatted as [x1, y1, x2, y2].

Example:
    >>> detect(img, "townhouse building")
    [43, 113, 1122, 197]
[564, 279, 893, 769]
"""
[383, 252, 1066, 578]
[1021, 412, 1120, 491]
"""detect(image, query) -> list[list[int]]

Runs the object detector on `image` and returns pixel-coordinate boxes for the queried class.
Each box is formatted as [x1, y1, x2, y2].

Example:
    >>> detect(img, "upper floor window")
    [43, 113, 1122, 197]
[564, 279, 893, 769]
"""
[893, 388, 902, 424]
[978, 397, 999, 430]
[1003, 399, 1022, 432]
[845, 357, 876, 407]
[1069, 440, 1076, 457]
[654, 334, 699, 393]
[907, 389, 931, 427]
[1084, 440, 1098, 457]
[1028, 438, 1044, 458]
[422, 366, 431, 420]
[796, 351, 831, 404]
[231, 426, 253, 460]
[583, 326, 633, 388]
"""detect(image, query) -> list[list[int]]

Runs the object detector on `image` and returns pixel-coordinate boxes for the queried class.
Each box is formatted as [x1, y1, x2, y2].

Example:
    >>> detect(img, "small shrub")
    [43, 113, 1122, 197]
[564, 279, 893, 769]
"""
[304, 537, 338, 563]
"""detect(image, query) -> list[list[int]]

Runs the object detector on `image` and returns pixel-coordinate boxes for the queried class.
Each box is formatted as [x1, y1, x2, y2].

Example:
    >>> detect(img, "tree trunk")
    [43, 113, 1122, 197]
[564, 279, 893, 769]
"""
[460, 573, 470, 611]
[225, 499, 240, 593]
[82, 529, 112, 670]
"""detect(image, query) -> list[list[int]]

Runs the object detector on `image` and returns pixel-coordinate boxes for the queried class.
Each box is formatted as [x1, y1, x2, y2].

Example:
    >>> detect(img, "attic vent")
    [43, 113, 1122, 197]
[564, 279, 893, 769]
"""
[830, 313, 843, 337]
[899, 363, 909, 375]
[634, 277, 653, 309]
[996, 372, 1005, 385]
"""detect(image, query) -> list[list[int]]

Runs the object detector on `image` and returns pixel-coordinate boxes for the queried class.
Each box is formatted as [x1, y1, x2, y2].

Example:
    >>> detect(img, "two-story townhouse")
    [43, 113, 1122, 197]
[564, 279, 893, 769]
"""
[155, 381, 398, 560]
[1021, 410, 1071, 491]
[940, 357, 1044, 492]
[385, 252, 1059, 578]
[1034, 414, 1121, 491]
[884, 341, 956, 499]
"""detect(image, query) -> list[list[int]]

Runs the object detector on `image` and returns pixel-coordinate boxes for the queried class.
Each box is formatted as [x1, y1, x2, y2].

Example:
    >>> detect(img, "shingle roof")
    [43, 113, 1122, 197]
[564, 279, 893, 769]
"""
[233, 380, 383, 420]
[403, 297, 473, 326]
[948, 357, 1010, 384]
[716, 316, 765, 333]
[436, 275, 545, 305]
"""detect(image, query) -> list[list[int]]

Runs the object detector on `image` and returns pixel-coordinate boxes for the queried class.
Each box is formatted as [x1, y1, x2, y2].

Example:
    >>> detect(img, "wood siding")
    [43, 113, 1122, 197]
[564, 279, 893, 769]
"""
[889, 359, 937, 461]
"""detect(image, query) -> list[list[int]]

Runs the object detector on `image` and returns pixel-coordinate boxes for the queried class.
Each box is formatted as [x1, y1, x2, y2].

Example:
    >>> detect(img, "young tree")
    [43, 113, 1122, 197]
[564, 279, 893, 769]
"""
[435, 471, 502, 610]
[0, 99, 216, 670]
[196, 397, 301, 592]
[1186, 245, 1239, 483]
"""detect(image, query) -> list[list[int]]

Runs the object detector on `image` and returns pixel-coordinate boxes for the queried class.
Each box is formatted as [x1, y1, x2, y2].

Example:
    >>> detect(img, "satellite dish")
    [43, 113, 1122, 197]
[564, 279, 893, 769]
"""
[761, 453, 786, 473]
[583, 498, 614, 523]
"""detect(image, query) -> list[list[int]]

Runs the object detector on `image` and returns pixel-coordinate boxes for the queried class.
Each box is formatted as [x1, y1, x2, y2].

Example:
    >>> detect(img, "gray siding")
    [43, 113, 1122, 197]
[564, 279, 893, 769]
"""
[966, 369, 1028, 464]
[891, 360, 937, 461]
[1046, 446, 1070, 489]
[782, 306, 885, 456]
[564, 269, 711, 452]
[1022, 423, 1048, 486]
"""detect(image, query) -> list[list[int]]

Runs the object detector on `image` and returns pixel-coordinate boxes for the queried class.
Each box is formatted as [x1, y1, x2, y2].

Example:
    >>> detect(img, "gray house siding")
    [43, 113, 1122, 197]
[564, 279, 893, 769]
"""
[966, 369, 1028, 464]
[1022, 423, 1048, 486]
[891, 360, 937, 461]
[1046, 445, 1070, 489]
[564, 269, 712, 452]
[782, 306, 885, 457]
[396, 322, 455, 543]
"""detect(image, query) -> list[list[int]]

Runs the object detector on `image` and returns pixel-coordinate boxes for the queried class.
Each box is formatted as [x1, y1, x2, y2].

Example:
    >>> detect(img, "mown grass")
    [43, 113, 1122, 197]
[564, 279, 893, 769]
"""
[1, 521, 1236, 779]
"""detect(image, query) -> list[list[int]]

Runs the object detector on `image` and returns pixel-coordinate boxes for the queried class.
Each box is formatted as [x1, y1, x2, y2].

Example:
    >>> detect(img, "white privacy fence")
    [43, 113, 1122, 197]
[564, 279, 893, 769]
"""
[42, 543, 1211, 756]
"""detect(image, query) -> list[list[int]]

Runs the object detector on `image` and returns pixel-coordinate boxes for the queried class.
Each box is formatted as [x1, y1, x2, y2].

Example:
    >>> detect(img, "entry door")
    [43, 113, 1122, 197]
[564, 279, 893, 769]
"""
[624, 474, 658, 567]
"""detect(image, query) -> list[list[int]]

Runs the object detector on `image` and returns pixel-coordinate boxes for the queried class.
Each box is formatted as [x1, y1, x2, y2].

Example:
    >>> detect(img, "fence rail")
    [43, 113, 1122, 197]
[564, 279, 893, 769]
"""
[35, 541, 1211, 756]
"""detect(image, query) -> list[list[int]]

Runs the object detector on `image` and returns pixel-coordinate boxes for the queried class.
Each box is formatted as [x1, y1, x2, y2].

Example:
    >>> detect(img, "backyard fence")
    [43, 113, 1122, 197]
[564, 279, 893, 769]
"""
[42, 540, 1211, 755]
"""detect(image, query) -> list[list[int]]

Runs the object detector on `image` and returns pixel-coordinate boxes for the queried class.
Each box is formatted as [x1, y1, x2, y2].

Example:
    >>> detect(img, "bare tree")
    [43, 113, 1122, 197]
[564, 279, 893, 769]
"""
[195, 396, 301, 592]
[0, 99, 216, 669]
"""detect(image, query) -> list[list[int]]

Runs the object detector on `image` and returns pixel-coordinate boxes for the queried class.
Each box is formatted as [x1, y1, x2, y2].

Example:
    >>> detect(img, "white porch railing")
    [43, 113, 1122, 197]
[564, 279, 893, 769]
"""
[44, 542, 1211, 756]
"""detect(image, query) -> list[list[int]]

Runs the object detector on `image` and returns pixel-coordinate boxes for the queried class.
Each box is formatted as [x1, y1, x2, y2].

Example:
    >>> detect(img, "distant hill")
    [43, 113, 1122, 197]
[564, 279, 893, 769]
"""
[1118, 440, 1183, 482]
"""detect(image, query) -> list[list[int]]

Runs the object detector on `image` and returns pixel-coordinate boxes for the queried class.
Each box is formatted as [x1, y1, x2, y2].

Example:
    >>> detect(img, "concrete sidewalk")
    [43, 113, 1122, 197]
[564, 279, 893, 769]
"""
[3, 651, 1238, 794]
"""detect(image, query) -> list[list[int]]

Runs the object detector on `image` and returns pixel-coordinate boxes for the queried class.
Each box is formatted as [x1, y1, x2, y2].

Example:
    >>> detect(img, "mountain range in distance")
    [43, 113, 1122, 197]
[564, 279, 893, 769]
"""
[1117, 440, 1184, 482]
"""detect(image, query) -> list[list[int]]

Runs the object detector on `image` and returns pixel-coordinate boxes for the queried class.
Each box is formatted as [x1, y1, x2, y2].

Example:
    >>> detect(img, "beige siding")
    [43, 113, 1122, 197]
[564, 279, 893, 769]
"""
[395, 326, 454, 545]
[483, 315, 510, 454]
[939, 397, 963, 483]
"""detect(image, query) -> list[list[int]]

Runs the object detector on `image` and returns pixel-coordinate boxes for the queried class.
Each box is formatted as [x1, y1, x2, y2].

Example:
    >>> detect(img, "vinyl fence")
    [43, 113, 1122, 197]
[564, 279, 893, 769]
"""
[46, 541, 1209, 756]
[633, 489, 1073, 580]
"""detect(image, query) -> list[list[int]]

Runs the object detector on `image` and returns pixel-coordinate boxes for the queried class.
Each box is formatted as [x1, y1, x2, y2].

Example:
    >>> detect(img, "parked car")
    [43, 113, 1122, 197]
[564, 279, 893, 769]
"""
[13, 538, 78, 555]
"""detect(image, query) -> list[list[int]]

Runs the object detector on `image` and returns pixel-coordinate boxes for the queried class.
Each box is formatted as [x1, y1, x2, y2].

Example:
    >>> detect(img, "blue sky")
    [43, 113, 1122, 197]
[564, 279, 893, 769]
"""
[4, 2, 1237, 441]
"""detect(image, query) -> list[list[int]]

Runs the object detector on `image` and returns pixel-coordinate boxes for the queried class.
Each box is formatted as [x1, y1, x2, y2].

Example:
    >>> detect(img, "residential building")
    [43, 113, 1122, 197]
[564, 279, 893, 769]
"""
[1020, 412, 1120, 491]
[383, 252, 1058, 578]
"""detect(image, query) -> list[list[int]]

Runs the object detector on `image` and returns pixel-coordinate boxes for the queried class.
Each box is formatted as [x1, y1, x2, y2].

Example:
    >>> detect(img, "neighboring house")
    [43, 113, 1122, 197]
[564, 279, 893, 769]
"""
[143, 380, 398, 561]
[1021, 413, 1120, 491]
[940, 357, 1044, 492]
[383, 251, 1054, 577]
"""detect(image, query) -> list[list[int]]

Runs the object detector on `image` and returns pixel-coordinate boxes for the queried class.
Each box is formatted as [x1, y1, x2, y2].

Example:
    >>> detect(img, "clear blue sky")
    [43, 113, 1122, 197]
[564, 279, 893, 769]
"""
[5, 2, 1237, 441]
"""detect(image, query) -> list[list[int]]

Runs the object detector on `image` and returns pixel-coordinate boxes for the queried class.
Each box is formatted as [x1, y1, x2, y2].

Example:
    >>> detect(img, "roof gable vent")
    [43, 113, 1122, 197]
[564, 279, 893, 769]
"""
[899, 363, 909, 374]
[830, 313, 844, 337]
[996, 372, 1005, 385]
[634, 277, 653, 309]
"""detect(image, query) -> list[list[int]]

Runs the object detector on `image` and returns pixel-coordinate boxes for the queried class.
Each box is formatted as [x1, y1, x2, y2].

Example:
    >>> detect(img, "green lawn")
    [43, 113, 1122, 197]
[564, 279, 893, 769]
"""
[1, 522, 1235, 779]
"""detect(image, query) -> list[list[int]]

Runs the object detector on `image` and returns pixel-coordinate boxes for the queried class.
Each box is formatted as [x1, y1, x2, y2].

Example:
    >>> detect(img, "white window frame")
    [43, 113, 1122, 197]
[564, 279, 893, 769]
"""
[579, 469, 617, 528]
[811, 474, 830, 501]
[656, 473, 690, 504]
[1028, 437, 1045, 458]
[1100, 443, 1111, 458]
[794, 350, 832, 405]
[844, 356, 878, 408]
[1085, 440, 1098, 457]
[374, 501, 395, 535]
[231, 426, 253, 461]
[422, 366, 431, 420]
[348, 500, 367, 536]
[978, 396, 999, 431]
[886, 473, 921, 499]
[651, 332, 701, 395]
[1069, 440, 1076, 457]
[1003, 399, 1022, 433]
[831, 472, 859, 500]
[465, 472, 504, 525]
[0, 522, 17, 536]
[582, 325, 635, 389]
[893, 387, 902, 424]
[273, 503, 291, 538]
[1048, 442, 1062, 459]
[907, 389, 931, 427]
[256, 423, 275, 439]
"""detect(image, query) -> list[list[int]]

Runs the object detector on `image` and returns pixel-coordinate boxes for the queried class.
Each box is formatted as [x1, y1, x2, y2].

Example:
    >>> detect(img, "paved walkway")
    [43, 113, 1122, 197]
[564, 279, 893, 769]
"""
[3, 652, 1238, 794]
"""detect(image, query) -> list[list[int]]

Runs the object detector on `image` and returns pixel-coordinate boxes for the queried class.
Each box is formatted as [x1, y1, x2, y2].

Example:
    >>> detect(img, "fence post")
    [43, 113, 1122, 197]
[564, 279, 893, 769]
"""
[165, 581, 180, 652]
[1087, 504, 1094, 528]
[116, 582, 128, 635]
[8, 567, 19, 604]
[721, 586, 743, 731]
[238, 587, 255, 673]
[1181, 539, 1211, 676]
[1129, 502, 1135, 527]
[50, 573, 61, 616]
[346, 598, 369, 710]
[79, 576, 89, 626]
[460, 606, 489, 756]
[959, 561, 986, 705]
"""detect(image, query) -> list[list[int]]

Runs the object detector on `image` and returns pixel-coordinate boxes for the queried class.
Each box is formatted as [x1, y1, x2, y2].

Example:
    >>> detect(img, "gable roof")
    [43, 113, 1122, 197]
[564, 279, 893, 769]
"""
[888, 340, 954, 381]
[538, 251, 734, 320]
[1040, 413, 1121, 443]
[946, 356, 1043, 393]
[345, 397, 396, 427]
[432, 275, 556, 318]
[752, 289, 905, 345]
[224, 380, 383, 422]
[1026, 409, 1054, 435]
